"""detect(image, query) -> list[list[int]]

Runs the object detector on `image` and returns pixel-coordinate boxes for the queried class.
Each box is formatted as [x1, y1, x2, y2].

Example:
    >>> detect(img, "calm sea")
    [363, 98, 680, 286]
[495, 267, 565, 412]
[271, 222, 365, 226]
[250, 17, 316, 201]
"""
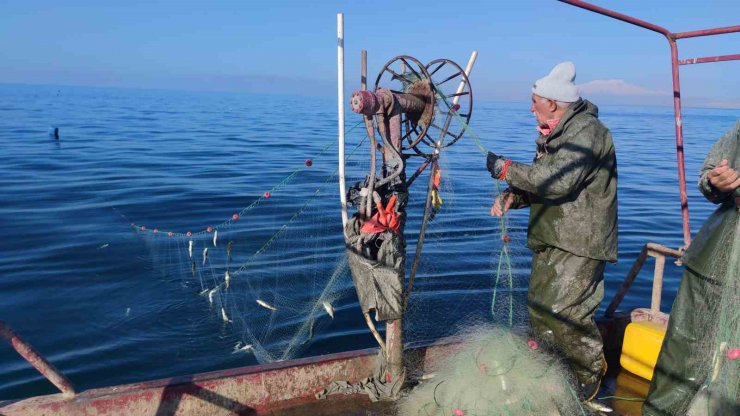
[0, 83, 737, 400]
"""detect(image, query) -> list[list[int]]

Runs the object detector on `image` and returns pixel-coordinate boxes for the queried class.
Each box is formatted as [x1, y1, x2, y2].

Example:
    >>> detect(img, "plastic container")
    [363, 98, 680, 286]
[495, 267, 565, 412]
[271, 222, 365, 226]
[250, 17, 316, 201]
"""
[620, 308, 669, 380]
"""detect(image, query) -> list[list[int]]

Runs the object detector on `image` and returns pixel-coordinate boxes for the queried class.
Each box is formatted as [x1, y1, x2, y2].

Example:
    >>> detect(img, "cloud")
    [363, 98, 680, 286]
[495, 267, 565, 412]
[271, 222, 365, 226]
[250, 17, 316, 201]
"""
[577, 79, 665, 96]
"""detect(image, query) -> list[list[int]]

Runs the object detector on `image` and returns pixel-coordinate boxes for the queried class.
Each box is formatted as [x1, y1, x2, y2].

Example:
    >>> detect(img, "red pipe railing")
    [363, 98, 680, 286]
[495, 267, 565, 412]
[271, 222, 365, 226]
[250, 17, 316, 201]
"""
[0, 321, 76, 398]
[674, 25, 740, 39]
[679, 54, 740, 66]
[559, 0, 740, 249]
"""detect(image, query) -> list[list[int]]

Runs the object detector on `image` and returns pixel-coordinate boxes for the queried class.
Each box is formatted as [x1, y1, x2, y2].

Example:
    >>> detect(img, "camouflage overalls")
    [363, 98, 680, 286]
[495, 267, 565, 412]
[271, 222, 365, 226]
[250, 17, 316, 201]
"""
[504, 99, 618, 386]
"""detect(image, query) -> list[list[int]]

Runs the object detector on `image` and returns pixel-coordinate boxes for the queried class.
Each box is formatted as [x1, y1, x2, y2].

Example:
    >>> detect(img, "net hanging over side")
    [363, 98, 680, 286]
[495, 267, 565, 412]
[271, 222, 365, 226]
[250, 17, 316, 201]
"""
[121, 51, 577, 415]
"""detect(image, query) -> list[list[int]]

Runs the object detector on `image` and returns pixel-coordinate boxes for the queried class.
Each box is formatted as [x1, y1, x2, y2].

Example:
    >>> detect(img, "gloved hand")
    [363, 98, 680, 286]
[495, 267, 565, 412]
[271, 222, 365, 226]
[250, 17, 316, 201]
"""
[486, 151, 508, 179]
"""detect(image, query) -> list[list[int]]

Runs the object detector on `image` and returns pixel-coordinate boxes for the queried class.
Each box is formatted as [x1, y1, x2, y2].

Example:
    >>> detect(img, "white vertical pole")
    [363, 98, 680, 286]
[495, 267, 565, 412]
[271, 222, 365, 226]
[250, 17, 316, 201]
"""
[454, 50, 478, 106]
[337, 13, 348, 233]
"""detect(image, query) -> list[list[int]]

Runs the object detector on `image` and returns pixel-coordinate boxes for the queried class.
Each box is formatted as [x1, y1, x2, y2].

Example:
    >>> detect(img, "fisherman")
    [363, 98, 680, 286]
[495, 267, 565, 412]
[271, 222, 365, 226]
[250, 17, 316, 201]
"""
[643, 120, 740, 416]
[486, 61, 617, 401]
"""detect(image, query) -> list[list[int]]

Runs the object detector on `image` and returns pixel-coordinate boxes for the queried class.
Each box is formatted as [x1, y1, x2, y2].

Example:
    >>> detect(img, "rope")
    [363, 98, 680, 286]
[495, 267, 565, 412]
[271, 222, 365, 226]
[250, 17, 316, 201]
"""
[130, 119, 366, 236]
[230, 136, 367, 279]
[434, 89, 515, 325]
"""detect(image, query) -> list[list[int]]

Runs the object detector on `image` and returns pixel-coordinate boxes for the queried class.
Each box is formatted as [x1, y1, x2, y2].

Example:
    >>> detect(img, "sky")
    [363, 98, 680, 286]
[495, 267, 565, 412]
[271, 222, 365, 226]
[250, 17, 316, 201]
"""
[1, 0, 739, 108]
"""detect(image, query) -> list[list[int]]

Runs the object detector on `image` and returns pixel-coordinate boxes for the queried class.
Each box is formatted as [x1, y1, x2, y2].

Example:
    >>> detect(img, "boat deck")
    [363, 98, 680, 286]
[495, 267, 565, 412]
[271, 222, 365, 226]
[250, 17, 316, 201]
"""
[1, 314, 651, 415]
[269, 369, 650, 415]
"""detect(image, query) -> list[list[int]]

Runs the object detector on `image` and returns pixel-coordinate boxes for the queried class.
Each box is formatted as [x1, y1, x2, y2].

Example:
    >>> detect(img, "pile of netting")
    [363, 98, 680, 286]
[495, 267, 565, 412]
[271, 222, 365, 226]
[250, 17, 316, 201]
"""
[397, 327, 584, 416]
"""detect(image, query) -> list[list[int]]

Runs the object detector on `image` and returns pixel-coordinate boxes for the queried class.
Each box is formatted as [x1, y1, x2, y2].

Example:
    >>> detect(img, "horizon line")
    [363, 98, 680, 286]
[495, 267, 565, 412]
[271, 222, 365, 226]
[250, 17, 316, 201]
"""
[1, 81, 738, 111]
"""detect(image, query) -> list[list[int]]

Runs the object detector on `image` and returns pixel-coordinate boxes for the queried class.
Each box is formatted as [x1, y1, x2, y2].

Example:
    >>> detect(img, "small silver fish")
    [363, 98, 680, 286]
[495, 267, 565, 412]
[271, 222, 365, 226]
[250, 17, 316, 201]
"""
[202, 248, 208, 265]
[584, 401, 612, 413]
[226, 241, 233, 260]
[97, 243, 109, 250]
[256, 299, 277, 311]
[125, 307, 131, 317]
[188, 240, 193, 259]
[191, 261, 196, 275]
[322, 301, 335, 319]
[221, 307, 232, 323]
[208, 287, 219, 304]
[213, 230, 218, 247]
[232, 342, 253, 354]
[199, 288, 209, 296]
[224, 271, 231, 289]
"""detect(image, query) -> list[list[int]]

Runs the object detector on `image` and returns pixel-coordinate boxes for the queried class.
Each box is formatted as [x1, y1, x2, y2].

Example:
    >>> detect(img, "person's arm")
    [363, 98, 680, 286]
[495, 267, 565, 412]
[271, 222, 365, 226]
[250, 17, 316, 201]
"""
[490, 187, 529, 217]
[698, 122, 740, 204]
[508, 187, 529, 209]
[505, 125, 603, 200]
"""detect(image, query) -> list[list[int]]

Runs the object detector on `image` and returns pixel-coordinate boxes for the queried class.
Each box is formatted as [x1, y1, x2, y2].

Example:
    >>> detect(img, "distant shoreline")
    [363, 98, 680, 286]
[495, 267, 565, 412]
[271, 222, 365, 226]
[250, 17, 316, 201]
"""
[1, 82, 739, 110]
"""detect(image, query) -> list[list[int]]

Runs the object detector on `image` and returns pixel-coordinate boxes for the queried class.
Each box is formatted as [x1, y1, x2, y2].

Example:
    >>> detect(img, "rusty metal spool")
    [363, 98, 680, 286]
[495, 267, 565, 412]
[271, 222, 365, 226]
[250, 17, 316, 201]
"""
[370, 55, 472, 156]
[419, 58, 473, 153]
[372, 55, 436, 153]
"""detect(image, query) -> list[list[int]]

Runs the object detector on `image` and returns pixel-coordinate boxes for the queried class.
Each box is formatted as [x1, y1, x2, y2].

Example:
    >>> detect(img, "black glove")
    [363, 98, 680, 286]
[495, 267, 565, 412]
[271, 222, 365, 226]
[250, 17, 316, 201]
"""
[486, 151, 507, 179]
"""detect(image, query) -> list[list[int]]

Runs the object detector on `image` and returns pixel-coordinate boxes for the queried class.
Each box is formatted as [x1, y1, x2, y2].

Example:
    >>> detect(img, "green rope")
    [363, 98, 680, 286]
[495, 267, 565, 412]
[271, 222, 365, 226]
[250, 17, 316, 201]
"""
[231, 135, 367, 279]
[596, 395, 645, 402]
[433, 89, 515, 325]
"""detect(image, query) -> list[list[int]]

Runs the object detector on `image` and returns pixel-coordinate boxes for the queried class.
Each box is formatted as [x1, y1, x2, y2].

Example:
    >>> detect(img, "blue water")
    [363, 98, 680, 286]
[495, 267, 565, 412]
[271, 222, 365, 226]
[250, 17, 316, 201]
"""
[0, 83, 737, 401]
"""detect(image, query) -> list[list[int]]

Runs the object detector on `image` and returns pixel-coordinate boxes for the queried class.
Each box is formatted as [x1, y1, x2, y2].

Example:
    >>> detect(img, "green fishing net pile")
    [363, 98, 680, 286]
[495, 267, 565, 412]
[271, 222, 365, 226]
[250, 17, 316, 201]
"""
[397, 327, 585, 416]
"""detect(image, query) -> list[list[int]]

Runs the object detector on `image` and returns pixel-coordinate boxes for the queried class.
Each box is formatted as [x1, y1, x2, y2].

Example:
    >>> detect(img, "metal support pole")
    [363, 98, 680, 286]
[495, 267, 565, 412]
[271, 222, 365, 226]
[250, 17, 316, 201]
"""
[337, 13, 348, 233]
[679, 53, 740, 65]
[557, 0, 693, 247]
[651, 255, 666, 313]
[385, 318, 403, 387]
[406, 51, 477, 300]
[0, 321, 76, 398]
[668, 39, 692, 247]
[604, 245, 648, 318]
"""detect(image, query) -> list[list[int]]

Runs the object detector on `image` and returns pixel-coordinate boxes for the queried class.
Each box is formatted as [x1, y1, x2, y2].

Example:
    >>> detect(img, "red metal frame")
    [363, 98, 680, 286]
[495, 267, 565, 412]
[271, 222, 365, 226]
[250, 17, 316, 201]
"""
[0, 321, 76, 398]
[559, 0, 740, 248]
[1, 3, 737, 411]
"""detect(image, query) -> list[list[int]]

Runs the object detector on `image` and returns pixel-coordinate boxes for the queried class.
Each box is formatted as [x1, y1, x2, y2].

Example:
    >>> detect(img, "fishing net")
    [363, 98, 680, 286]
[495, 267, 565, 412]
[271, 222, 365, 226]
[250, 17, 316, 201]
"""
[391, 92, 587, 415]
[127, 123, 371, 364]
[397, 327, 583, 416]
[686, 200, 740, 415]
[122, 57, 589, 414]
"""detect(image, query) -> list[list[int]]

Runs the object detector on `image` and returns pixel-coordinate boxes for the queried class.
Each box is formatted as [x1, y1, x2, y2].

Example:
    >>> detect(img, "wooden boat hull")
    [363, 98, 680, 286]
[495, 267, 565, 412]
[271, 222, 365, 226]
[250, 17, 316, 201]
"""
[0, 315, 631, 415]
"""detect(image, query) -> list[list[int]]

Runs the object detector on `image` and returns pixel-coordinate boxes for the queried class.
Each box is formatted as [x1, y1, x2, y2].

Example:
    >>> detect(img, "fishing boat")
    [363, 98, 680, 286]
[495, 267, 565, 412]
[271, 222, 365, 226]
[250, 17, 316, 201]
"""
[0, 317, 632, 416]
[1, 1, 737, 415]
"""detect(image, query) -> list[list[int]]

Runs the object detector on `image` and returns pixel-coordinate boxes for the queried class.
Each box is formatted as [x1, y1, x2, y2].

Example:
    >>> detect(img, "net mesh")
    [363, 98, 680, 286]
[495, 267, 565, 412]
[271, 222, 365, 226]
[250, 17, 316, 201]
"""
[397, 327, 583, 416]
[129, 128, 368, 363]
[124, 59, 589, 414]
[687, 207, 740, 415]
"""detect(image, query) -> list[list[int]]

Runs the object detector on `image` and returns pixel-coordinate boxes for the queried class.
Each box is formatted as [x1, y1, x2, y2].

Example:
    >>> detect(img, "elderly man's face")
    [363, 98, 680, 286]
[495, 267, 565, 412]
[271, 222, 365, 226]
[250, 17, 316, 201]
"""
[530, 94, 555, 126]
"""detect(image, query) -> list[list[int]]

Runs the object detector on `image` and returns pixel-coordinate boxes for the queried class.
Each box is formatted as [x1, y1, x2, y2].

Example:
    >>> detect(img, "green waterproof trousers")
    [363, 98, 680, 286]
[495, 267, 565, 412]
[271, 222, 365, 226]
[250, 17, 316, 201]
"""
[528, 246, 606, 385]
[642, 266, 731, 416]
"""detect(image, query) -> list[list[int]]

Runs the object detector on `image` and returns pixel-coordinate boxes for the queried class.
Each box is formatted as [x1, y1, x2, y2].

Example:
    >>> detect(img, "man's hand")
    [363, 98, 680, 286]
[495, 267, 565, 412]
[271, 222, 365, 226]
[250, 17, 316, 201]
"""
[708, 159, 740, 193]
[486, 151, 507, 179]
[491, 192, 515, 217]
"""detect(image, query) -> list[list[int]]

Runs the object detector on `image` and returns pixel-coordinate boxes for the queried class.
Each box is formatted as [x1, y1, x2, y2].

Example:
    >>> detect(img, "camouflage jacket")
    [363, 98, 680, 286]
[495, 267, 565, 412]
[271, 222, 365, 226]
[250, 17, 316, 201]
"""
[683, 121, 740, 280]
[506, 99, 618, 262]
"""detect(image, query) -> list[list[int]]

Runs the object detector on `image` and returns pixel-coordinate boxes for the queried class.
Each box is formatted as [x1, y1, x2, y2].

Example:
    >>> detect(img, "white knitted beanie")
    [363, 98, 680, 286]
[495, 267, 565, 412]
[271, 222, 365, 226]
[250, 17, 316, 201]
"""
[532, 61, 580, 103]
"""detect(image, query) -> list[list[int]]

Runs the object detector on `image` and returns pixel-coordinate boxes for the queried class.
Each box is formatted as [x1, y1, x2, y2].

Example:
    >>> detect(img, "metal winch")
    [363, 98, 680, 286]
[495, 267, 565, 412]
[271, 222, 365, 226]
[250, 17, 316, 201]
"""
[342, 52, 476, 395]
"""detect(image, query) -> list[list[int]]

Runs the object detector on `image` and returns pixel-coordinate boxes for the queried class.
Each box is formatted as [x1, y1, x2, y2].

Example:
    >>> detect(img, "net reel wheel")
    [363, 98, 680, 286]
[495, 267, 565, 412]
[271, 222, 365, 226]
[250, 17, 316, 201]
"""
[413, 58, 473, 156]
[373, 55, 436, 153]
